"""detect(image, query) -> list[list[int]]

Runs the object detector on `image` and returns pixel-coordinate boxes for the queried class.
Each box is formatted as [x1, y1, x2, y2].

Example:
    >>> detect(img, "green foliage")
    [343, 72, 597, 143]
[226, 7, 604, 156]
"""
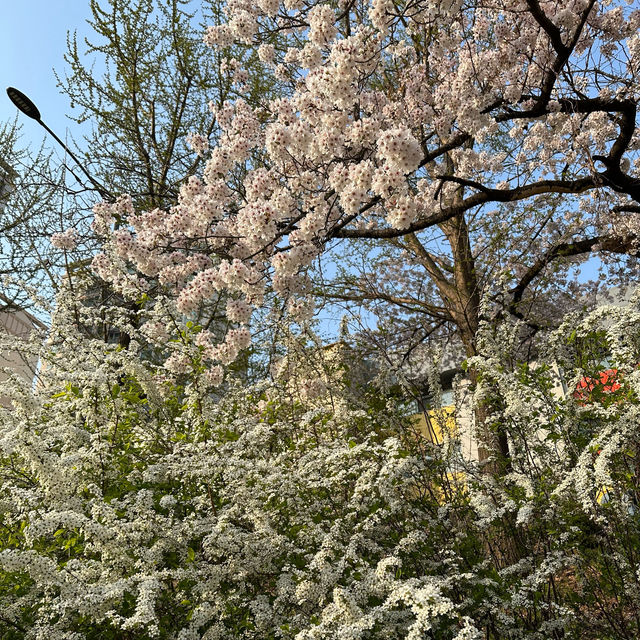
[59, 0, 213, 209]
[57, 0, 279, 212]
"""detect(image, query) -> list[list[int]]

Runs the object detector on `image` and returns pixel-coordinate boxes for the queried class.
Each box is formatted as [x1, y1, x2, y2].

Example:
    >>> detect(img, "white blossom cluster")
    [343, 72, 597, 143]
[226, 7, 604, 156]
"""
[50, 228, 79, 251]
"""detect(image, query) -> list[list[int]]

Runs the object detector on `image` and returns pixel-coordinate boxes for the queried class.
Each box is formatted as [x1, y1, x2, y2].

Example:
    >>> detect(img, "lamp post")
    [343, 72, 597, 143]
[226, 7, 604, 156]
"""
[6, 87, 112, 202]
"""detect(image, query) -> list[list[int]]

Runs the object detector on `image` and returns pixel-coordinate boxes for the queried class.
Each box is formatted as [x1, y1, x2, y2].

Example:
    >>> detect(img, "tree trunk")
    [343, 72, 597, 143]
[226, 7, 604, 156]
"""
[438, 211, 511, 474]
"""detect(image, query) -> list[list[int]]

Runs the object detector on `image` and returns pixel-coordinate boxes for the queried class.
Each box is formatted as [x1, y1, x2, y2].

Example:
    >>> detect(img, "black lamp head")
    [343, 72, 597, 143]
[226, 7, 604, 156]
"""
[6, 87, 41, 121]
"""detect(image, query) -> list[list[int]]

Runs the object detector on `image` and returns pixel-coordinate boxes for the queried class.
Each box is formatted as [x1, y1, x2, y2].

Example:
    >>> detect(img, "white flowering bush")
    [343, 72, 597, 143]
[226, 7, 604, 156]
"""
[464, 296, 640, 639]
[0, 315, 478, 639]
[1, 291, 640, 639]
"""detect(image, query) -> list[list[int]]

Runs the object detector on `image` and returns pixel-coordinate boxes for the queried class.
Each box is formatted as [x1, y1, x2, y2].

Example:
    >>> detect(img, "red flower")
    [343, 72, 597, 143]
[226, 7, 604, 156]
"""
[573, 369, 621, 405]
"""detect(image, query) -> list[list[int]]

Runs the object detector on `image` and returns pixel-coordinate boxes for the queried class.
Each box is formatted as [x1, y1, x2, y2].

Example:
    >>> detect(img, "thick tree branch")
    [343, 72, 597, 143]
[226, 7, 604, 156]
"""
[509, 233, 639, 315]
[525, 0, 568, 56]
[334, 175, 598, 240]
[400, 233, 458, 302]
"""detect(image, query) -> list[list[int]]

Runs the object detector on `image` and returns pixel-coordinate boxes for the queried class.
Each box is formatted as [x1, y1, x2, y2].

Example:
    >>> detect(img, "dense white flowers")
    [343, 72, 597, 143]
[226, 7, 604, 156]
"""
[186, 132, 209, 156]
[377, 128, 423, 174]
[1, 280, 640, 638]
[308, 5, 337, 46]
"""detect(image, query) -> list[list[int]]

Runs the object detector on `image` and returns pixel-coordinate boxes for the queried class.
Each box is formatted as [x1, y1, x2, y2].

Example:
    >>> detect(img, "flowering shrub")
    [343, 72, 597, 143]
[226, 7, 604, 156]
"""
[0, 294, 639, 638]
[0, 314, 480, 639]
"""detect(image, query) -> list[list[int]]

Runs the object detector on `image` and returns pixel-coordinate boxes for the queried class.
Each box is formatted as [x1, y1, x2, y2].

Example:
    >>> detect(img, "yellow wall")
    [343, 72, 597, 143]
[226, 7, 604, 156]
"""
[412, 406, 456, 444]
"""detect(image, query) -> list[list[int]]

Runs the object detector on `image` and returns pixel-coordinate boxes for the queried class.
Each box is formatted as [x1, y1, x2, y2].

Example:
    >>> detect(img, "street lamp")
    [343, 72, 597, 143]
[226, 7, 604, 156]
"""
[6, 87, 112, 201]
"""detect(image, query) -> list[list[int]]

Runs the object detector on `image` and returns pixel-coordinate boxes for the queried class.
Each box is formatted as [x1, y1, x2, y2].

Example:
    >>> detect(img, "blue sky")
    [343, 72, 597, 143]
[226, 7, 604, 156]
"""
[0, 1, 93, 150]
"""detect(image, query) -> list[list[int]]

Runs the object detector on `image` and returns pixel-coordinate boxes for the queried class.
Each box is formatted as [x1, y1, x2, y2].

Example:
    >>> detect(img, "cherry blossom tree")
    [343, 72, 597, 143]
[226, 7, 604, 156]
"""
[46, 0, 283, 352]
[83, 0, 640, 467]
[89, 0, 639, 356]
